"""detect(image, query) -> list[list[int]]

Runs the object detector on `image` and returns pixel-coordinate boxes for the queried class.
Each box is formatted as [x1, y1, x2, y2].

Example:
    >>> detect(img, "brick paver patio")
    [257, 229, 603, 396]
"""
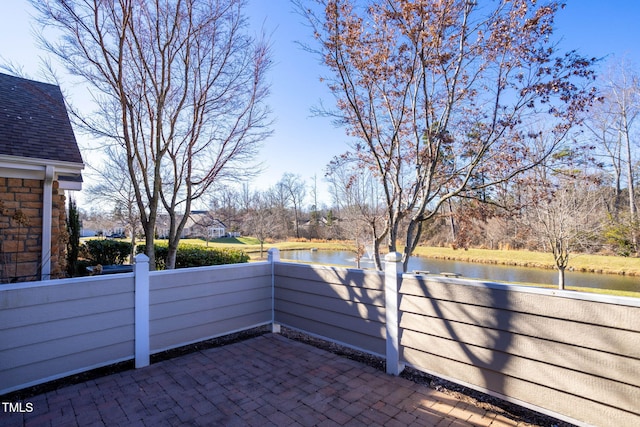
[1, 334, 532, 426]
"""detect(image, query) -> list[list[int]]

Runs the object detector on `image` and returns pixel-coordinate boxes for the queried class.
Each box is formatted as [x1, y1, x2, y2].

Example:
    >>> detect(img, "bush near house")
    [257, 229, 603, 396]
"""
[137, 243, 249, 270]
[83, 240, 132, 266]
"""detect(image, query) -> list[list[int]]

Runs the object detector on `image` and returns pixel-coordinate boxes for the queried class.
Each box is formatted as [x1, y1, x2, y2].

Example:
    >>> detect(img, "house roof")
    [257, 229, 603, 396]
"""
[0, 73, 83, 165]
[187, 211, 226, 228]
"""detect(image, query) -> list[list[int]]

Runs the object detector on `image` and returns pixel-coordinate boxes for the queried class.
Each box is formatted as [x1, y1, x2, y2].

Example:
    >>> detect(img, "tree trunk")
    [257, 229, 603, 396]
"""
[144, 226, 156, 270]
[623, 128, 638, 254]
[558, 266, 565, 290]
[129, 234, 136, 264]
[166, 242, 179, 270]
[448, 199, 457, 242]
[373, 235, 384, 271]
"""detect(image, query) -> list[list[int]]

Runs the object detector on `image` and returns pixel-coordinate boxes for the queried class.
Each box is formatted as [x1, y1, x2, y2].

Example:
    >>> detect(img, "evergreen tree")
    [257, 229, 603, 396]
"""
[66, 197, 81, 277]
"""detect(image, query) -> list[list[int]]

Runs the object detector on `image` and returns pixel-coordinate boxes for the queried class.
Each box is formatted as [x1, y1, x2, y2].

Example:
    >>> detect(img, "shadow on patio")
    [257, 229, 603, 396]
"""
[0, 332, 538, 427]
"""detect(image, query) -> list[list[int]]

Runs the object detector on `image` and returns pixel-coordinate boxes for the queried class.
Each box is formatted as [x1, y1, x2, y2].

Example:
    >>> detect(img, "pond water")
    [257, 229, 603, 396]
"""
[280, 249, 640, 293]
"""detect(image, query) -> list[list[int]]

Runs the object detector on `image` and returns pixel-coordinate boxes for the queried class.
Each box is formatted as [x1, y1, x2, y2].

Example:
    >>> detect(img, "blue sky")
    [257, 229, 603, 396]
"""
[2, 0, 639, 208]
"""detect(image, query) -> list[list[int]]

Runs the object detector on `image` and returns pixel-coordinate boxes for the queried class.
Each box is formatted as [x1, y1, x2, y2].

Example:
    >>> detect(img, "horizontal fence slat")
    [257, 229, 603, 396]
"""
[151, 277, 269, 305]
[276, 312, 385, 356]
[151, 288, 271, 320]
[400, 329, 639, 414]
[0, 284, 133, 329]
[0, 275, 134, 308]
[277, 276, 385, 307]
[1, 341, 134, 395]
[277, 288, 384, 322]
[151, 262, 270, 289]
[151, 312, 272, 353]
[402, 346, 638, 427]
[399, 293, 640, 358]
[1, 324, 134, 369]
[400, 311, 638, 386]
[152, 298, 272, 336]
[0, 308, 133, 351]
[400, 276, 640, 331]
[276, 263, 384, 291]
[275, 299, 384, 339]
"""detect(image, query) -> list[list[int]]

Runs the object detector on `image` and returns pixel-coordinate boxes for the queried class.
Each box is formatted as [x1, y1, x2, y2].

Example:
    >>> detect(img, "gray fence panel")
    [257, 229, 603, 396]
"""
[274, 263, 386, 355]
[0, 275, 135, 394]
[149, 263, 272, 353]
[399, 275, 640, 427]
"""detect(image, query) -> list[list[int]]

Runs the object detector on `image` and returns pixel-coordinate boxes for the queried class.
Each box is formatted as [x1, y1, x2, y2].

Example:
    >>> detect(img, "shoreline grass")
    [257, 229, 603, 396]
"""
[411, 246, 640, 277]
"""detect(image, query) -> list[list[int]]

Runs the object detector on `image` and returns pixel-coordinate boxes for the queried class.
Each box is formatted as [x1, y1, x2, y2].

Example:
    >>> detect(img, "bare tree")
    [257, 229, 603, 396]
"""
[524, 176, 601, 289]
[244, 192, 278, 258]
[265, 182, 291, 239]
[32, 0, 272, 268]
[300, 0, 597, 271]
[585, 60, 639, 254]
[327, 159, 385, 268]
[209, 185, 243, 235]
[277, 173, 306, 239]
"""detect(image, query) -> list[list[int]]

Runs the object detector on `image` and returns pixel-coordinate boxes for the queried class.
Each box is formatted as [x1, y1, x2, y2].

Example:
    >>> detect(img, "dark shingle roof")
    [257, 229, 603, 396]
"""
[0, 73, 83, 165]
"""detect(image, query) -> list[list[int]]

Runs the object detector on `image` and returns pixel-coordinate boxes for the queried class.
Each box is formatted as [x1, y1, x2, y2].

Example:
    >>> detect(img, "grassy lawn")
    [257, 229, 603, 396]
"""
[174, 238, 353, 256]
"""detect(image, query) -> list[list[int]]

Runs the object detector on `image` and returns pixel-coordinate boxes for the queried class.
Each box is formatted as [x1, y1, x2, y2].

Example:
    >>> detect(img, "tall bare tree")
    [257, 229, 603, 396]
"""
[32, 0, 272, 268]
[301, 0, 597, 271]
[277, 173, 306, 238]
[327, 159, 385, 268]
[586, 60, 639, 254]
[244, 192, 278, 258]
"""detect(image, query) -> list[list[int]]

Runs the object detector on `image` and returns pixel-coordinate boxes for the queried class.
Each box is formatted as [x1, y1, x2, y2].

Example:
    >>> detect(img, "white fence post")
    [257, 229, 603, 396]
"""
[385, 252, 405, 375]
[268, 248, 281, 333]
[134, 254, 150, 368]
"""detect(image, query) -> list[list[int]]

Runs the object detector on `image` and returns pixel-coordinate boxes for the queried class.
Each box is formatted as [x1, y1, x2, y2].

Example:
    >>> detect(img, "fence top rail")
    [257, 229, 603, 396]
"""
[0, 272, 134, 292]
[403, 273, 640, 308]
[148, 260, 270, 278]
[275, 260, 384, 276]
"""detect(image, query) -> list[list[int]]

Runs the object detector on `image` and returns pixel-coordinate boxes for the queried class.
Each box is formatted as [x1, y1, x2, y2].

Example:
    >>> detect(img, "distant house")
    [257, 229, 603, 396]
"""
[0, 73, 84, 282]
[157, 211, 231, 240]
[301, 216, 338, 228]
[183, 211, 228, 239]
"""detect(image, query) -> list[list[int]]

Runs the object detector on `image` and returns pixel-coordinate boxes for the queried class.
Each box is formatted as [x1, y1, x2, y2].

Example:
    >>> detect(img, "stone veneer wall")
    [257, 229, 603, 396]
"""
[0, 177, 67, 282]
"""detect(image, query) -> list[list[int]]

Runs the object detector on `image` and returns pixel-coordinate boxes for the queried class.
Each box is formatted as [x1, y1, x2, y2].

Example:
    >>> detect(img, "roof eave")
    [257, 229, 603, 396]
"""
[0, 154, 85, 190]
[0, 154, 84, 172]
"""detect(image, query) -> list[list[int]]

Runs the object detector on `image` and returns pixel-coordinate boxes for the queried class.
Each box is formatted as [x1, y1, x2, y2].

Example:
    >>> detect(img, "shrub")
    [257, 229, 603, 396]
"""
[137, 243, 249, 270]
[83, 239, 132, 265]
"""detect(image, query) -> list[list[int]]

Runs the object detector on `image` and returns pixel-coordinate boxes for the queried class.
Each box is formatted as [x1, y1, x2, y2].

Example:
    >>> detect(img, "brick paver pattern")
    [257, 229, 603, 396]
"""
[1, 334, 528, 426]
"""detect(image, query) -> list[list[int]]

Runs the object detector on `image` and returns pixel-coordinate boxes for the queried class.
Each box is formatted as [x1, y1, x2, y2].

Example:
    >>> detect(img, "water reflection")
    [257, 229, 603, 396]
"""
[281, 250, 640, 293]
